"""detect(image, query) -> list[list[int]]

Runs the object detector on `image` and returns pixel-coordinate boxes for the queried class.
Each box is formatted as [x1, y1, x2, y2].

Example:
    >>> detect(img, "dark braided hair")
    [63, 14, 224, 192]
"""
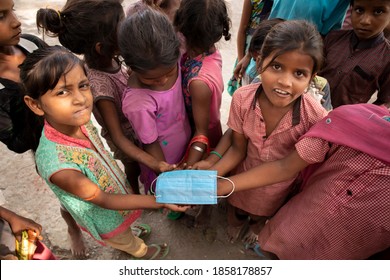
[174, 0, 231, 52]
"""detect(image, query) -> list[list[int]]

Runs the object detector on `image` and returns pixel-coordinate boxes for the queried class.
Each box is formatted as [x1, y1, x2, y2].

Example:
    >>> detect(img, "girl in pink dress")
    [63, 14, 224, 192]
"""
[118, 8, 191, 194]
[173, 0, 232, 226]
[211, 20, 327, 245]
[173, 0, 231, 167]
[217, 103, 390, 259]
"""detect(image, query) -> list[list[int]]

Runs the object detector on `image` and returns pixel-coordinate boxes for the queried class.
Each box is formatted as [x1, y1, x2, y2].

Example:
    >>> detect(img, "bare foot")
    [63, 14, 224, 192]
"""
[226, 223, 247, 243]
[60, 207, 87, 258]
[68, 227, 87, 259]
[203, 227, 217, 243]
[242, 228, 258, 244]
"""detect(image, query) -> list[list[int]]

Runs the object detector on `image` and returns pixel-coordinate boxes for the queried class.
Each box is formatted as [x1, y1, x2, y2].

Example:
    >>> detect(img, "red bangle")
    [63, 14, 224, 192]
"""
[181, 135, 210, 163]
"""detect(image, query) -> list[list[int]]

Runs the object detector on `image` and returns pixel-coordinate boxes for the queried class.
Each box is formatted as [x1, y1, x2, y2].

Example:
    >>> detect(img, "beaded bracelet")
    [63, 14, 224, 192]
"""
[210, 150, 222, 159]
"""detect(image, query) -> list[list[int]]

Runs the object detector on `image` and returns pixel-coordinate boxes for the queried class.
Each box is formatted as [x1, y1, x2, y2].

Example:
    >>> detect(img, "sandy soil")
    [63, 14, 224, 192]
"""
[0, 0, 266, 260]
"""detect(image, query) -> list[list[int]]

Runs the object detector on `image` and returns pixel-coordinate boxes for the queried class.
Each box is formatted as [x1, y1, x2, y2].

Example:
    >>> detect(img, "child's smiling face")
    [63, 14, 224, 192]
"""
[351, 0, 390, 40]
[260, 49, 314, 109]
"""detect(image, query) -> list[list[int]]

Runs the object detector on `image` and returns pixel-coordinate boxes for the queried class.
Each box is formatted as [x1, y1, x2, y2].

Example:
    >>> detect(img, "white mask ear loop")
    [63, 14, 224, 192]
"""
[152, 174, 235, 200]
[150, 176, 159, 198]
[213, 176, 235, 198]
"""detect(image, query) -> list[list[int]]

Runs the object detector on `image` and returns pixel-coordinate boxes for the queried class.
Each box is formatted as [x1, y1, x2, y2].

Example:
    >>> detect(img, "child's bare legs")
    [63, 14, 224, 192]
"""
[242, 215, 268, 245]
[226, 203, 249, 243]
[124, 160, 141, 194]
[60, 207, 87, 258]
[194, 205, 212, 227]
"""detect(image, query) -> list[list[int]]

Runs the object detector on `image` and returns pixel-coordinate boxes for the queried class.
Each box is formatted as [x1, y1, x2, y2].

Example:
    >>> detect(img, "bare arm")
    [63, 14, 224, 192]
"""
[95, 99, 174, 173]
[191, 128, 232, 170]
[0, 206, 42, 241]
[237, 0, 252, 62]
[50, 170, 187, 212]
[184, 80, 212, 166]
[217, 149, 310, 195]
[211, 130, 247, 176]
[144, 140, 166, 162]
[234, 52, 252, 80]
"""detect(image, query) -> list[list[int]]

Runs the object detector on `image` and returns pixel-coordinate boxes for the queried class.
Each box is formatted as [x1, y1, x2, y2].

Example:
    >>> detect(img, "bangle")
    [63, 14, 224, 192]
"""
[192, 145, 204, 153]
[210, 150, 222, 159]
[84, 188, 99, 201]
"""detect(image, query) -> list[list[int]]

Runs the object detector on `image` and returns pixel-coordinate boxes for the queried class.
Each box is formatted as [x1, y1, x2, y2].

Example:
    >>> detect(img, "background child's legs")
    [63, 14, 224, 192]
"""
[104, 227, 147, 258]
[59, 206, 86, 257]
[123, 160, 141, 194]
[243, 215, 268, 244]
[226, 203, 249, 242]
[194, 205, 213, 227]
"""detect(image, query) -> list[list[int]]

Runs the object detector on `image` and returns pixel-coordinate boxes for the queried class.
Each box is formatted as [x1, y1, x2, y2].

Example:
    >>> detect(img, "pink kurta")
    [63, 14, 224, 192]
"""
[227, 83, 327, 216]
[181, 50, 224, 148]
[122, 68, 191, 190]
[258, 137, 390, 259]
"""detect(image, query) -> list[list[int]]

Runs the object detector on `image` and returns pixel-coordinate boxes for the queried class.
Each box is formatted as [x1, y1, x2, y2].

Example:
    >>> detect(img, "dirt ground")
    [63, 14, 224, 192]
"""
[0, 0, 267, 260]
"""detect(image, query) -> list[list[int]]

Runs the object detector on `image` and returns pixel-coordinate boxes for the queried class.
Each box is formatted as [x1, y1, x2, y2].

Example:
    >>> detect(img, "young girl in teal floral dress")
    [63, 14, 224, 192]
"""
[21, 46, 188, 259]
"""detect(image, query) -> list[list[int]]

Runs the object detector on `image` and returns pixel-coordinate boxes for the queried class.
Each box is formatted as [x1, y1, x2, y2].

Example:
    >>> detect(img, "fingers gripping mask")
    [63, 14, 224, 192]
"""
[152, 170, 235, 205]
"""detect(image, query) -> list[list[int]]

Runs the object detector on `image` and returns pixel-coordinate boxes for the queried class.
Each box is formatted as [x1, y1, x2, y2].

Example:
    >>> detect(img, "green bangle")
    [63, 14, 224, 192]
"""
[210, 150, 222, 159]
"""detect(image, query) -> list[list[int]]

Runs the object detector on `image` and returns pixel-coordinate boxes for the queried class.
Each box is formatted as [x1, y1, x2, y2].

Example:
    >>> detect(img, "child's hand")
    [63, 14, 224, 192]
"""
[234, 54, 251, 80]
[157, 161, 176, 173]
[164, 204, 191, 212]
[8, 213, 42, 242]
[191, 158, 214, 170]
[175, 161, 187, 170]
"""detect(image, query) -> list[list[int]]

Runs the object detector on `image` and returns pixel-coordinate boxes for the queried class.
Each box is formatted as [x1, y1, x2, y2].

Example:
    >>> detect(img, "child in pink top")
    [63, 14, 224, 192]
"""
[217, 103, 390, 259]
[173, 0, 232, 226]
[119, 8, 191, 194]
[174, 0, 231, 166]
[211, 20, 327, 245]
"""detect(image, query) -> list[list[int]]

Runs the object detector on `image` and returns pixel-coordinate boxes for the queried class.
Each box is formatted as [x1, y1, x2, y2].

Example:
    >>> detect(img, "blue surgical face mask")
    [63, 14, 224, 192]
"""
[152, 170, 234, 205]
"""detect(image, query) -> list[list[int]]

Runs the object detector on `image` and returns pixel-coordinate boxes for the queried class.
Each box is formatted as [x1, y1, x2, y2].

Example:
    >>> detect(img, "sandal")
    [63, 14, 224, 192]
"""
[244, 242, 265, 258]
[131, 224, 151, 240]
[132, 243, 169, 260]
[167, 210, 185, 220]
[146, 243, 169, 260]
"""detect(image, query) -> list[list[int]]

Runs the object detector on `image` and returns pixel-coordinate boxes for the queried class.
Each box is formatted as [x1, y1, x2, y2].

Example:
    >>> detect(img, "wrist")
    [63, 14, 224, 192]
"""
[209, 150, 222, 160]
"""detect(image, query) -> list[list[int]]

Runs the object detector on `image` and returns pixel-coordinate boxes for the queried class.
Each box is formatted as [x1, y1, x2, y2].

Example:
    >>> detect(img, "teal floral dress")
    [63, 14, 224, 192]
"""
[35, 121, 141, 243]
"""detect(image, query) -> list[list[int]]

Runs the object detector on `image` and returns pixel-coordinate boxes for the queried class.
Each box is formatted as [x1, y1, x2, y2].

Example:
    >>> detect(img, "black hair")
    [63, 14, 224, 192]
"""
[259, 20, 324, 75]
[174, 0, 231, 52]
[350, 0, 390, 6]
[36, 0, 124, 69]
[20, 45, 85, 100]
[248, 18, 285, 56]
[118, 7, 180, 72]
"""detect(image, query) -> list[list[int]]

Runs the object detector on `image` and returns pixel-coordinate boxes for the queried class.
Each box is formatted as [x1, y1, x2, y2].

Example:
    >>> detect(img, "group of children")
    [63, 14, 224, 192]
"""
[0, 0, 389, 260]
